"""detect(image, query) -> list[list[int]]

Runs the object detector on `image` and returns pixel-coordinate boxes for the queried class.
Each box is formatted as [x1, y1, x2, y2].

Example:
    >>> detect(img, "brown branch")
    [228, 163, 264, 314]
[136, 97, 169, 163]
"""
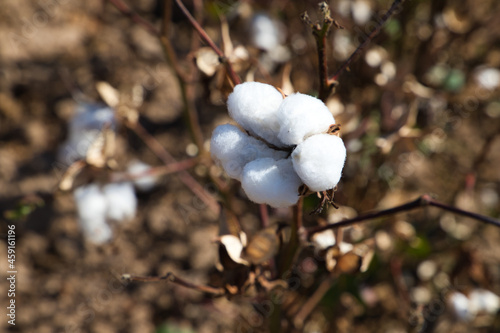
[293, 272, 336, 328]
[174, 0, 241, 86]
[128, 122, 220, 215]
[306, 194, 500, 237]
[109, 158, 199, 183]
[122, 272, 225, 296]
[330, 0, 407, 82]
[161, 0, 205, 151]
[302, 3, 343, 102]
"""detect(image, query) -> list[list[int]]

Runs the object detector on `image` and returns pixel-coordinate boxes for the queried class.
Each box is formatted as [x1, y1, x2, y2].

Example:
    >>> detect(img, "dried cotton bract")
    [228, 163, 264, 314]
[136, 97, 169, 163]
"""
[211, 82, 347, 208]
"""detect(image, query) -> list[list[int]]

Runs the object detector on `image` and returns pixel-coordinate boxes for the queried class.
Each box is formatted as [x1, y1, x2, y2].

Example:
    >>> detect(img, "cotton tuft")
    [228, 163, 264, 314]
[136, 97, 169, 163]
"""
[211, 124, 286, 180]
[292, 134, 346, 192]
[127, 160, 158, 192]
[74, 184, 113, 244]
[227, 82, 285, 147]
[103, 182, 137, 221]
[212, 82, 347, 208]
[241, 158, 303, 207]
[277, 93, 335, 145]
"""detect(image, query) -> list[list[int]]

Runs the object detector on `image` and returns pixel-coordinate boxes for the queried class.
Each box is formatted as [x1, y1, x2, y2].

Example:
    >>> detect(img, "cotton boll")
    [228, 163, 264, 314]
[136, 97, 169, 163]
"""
[250, 14, 285, 52]
[59, 103, 116, 164]
[292, 134, 346, 192]
[468, 289, 500, 315]
[227, 82, 285, 147]
[103, 182, 137, 221]
[241, 158, 303, 208]
[210, 124, 287, 180]
[448, 292, 473, 321]
[277, 93, 335, 145]
[74, 184, 112, 244]
[127, 160, 158, 192]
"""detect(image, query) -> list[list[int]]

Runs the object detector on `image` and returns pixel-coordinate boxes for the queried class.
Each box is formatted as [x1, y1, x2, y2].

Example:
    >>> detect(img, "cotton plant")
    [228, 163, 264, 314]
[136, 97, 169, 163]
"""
[73, 182, 137, 244]
[211, 81, 346, 209]
[58, 99, 160, 244]
[58, 103, 116, 165]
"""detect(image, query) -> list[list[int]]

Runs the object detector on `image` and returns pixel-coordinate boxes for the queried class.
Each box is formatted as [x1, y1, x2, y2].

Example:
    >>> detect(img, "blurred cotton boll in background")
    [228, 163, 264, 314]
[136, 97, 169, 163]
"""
[74, 184, 113, 244]
[474, 66, 500, 90]
[59, 103, 116, 165]
[127, 160, 159, 192]
[103, 182, 137, 221]
[249, 13, 290, 71]
[73, 181, 138, 244]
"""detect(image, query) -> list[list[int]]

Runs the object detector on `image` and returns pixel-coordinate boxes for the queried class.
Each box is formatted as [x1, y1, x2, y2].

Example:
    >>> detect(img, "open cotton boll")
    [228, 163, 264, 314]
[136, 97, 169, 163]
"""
[103, 182, 137, 221]
[250, 14, 285, 52]
[227, 82, 285, 147]
[211, 124, 287, 180]
[277, 93, 335, 145]
[74, 184, 112, 244]
[59, 103, 116, 164]
[127, 160, 158, 192]
[292, 134, 346, 192]
[241, 158, 303, 208]
[80, 214, 113, 244]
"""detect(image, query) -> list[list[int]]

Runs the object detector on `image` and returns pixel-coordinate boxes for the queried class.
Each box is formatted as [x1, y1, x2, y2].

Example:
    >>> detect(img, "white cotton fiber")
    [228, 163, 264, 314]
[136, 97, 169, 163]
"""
[241, 158, 303, 208]
[277, 93, 335, 145]
[127, 160, 158, 192]
[210, 124, 287, 180]
[227, 82, 285, 147]
[74, 184, 112, 244]
[250, 14, 285, 52]
[59, 103, 116, 165]
[103, 182, 137, 221]
[292, 134, 346, 192]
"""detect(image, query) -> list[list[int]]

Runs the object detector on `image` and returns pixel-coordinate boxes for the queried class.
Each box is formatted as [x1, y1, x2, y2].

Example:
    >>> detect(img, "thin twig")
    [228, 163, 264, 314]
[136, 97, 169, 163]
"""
[128, 122, 220, 215]
[174, 0, 241, 86]
[306, 194, 500, 237]
[161, 0, 205, 151]
[330, 0, 407, 82]
[122, 272, 225, 296]
[302, 3, 342, 102]
[260, 204, 269, 228]
[110, 158, 199, 183]
[280, 197, 304, 275]
[107, 0, 205, 150]
[293, 272, 336, 328]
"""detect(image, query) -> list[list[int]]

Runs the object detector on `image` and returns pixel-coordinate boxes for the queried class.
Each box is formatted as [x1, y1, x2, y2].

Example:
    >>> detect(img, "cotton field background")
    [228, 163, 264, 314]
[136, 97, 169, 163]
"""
[1, 0, 500, 332]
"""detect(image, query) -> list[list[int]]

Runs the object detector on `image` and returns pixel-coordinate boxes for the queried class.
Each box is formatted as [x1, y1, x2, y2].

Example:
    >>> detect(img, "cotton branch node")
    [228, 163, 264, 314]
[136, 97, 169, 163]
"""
[211, 82, 347, 209]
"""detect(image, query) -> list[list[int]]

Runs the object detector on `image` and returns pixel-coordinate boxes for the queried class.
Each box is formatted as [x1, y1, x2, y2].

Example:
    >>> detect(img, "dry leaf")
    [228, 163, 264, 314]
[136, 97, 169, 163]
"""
[242, 227, 279, 265]
[96, 81, 120, 108]
[337, 252, 361, 274]
[219, 234, 249, 267]
[58, 160, 87, 191]
[85, 127, 116, 169]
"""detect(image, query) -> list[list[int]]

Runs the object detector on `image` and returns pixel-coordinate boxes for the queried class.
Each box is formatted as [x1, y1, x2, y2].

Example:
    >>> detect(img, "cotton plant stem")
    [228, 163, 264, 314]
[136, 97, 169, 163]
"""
[122, 272, 225, 296]
[161, 0, 205, 152]
[129, 122, 220, 215]
[293, 272, 336, 328]
[330, 0, 407, 82]
[302, 3, 339, 102]
[174, 0, 241, 86]
[279, 197, 304, 276]
[306, 194, 500, 237]
[107, 0, 205, 150]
